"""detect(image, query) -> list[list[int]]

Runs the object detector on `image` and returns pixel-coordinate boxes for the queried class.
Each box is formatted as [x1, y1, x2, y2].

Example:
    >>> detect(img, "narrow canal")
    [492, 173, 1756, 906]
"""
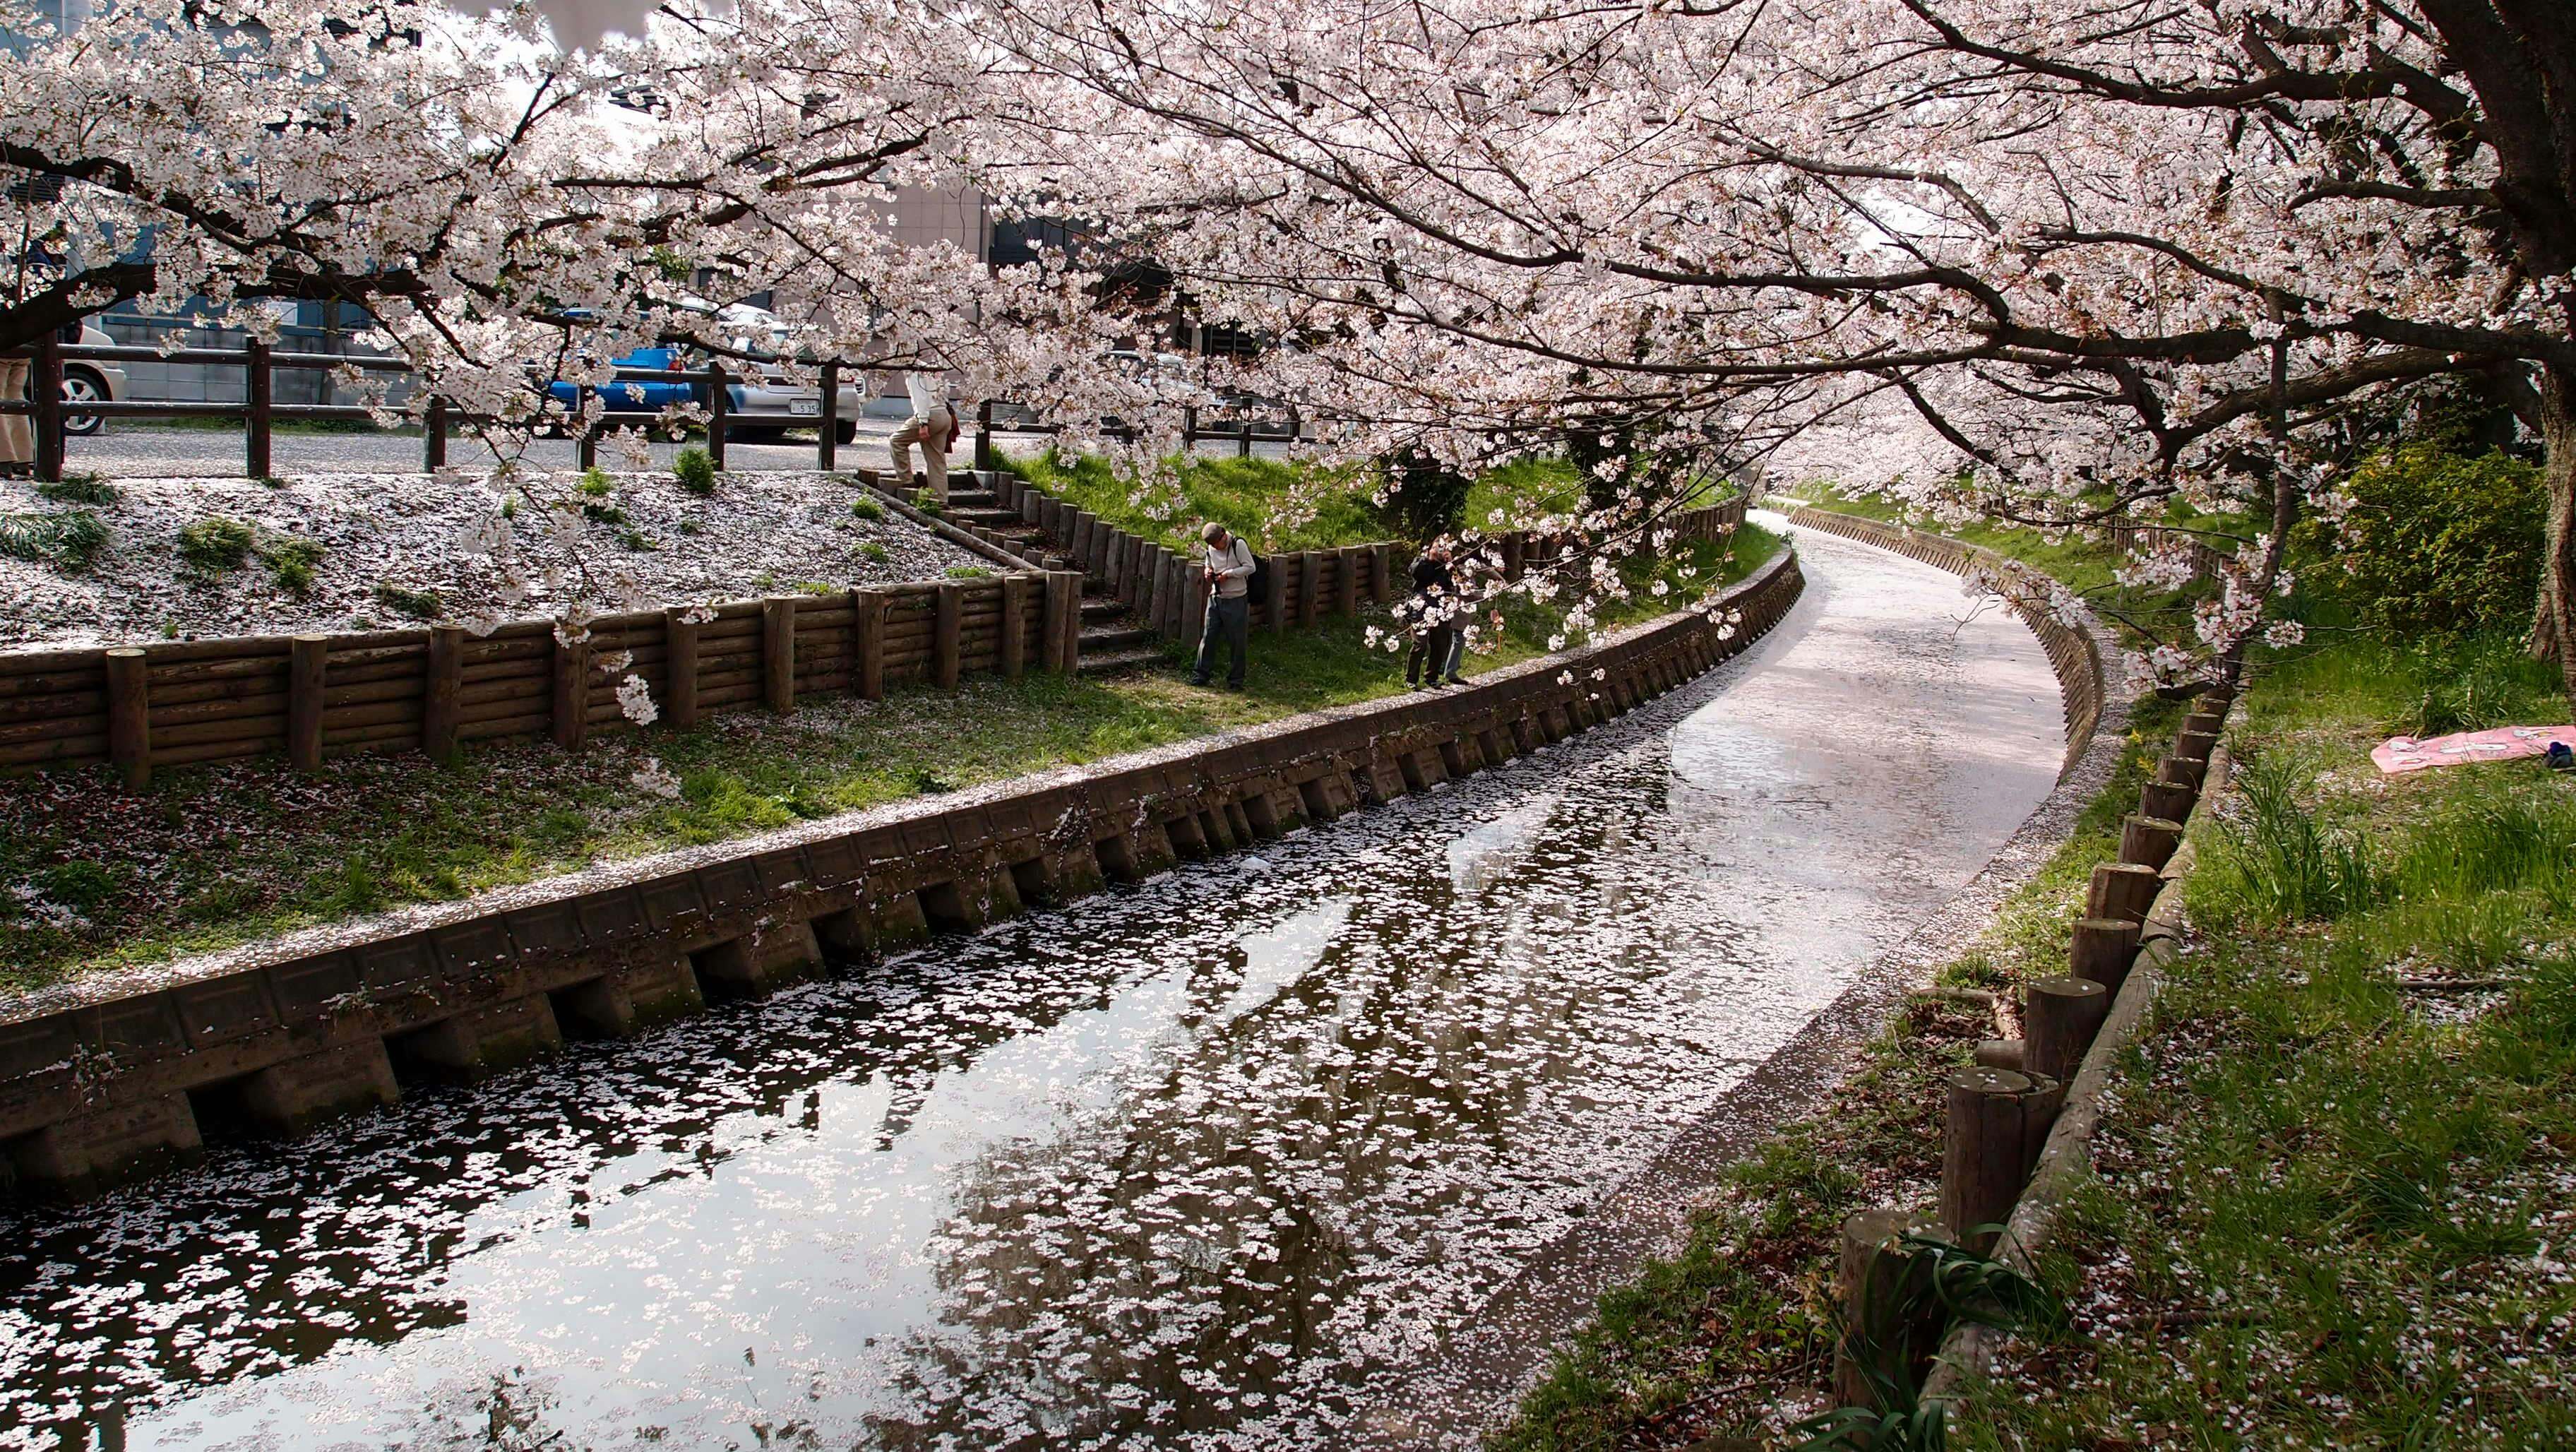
[0, 520, 2065, 1451]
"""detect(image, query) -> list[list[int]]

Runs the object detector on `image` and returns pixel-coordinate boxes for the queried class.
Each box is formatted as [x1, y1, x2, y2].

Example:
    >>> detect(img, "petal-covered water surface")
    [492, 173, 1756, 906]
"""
[0, 522, 2063, 1451]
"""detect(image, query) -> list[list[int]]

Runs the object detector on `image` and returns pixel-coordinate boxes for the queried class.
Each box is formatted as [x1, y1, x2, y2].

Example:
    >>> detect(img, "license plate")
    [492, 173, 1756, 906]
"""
[789, 398, 820, 416]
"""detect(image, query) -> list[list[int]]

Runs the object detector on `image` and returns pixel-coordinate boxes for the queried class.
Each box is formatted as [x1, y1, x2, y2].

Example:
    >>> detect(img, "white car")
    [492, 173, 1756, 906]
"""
[710, 302, 864, 442]
[60, 324, 126, 436]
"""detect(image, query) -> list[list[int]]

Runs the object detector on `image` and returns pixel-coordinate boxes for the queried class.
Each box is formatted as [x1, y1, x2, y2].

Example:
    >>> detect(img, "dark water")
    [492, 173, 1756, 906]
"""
[0, 524, 2062, 1451]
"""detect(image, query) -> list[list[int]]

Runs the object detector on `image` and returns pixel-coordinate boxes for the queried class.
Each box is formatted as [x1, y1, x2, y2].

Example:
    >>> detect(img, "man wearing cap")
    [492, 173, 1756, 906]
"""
[1191, 521, 1256, 689]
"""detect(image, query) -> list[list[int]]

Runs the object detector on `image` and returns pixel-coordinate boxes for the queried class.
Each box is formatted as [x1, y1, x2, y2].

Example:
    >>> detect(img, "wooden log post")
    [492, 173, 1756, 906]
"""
[2120, 814, 2184, 871]
[2174, 729, 2220, 765]
[1185, 564, 1210, 648]
[423, 624, 464, 763]
[1265, 547, 1290, 633]
[852, 588, 890, 700]
[423, 396, 448, 472]
[1940, 1066, 2058, 1253]
[1336, 546, 1362, 617]
[1373, 543, 1395, 607]
[30, 333, 64, 484]
[2070, 917, 2144, 996]
[762, 596, 799, 713]
[244, 338, 273, 480]
[1000, 574, 1031, 679]
[2024, 977, 2111, 1084]
[105, 647, 150, 792]
[288, 633, 329, 772]
[2087, 862, 2163, 924]
[2159, 754, 2207, 791]
[975, 398, 996, 470]
[1501, 532, 1525, 583]
[934, 582, 965, 689]
[2183, 709, 2226, 738]
[1057, 571, 1085, 672]
[1294, 550, 1319, 627]
[2140, 778, 2195, 823]
[551, 631, 591, 751]
[816, 361, 840, 472]
[661, 607, 700, 727]
[705, 364, 729, 471]
[1836, 1208, 1940, 1411]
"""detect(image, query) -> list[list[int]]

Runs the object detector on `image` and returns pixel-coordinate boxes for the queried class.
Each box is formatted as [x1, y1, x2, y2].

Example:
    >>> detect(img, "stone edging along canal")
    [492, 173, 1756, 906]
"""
[0, 547, 1808, 1203]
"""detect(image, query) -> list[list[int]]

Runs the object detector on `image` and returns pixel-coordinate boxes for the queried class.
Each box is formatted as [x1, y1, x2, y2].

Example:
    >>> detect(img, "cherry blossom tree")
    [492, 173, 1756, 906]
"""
[883, 0, 2575, 704]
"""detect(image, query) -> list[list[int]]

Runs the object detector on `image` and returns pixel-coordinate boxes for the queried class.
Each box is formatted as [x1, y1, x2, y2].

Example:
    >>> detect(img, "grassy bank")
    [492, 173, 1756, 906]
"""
[0, 525, 1781, 998]
[1955, 636, 2576, 1449]
[1495, 493, 2576, 1448]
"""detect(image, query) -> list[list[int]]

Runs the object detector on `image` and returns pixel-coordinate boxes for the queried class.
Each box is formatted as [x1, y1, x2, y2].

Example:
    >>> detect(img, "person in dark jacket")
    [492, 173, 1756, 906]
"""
[1407, 545, 1457, 689]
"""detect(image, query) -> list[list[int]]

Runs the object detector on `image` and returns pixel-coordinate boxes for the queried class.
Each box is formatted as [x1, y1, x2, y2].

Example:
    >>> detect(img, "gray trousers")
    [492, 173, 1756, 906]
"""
[1193, 593, 1251, 686]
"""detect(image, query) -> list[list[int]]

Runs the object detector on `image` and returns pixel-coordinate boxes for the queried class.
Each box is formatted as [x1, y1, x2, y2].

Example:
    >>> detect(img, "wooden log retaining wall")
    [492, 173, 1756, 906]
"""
[0, 547, 1807, 1204]
[0, 573, 1068, 784]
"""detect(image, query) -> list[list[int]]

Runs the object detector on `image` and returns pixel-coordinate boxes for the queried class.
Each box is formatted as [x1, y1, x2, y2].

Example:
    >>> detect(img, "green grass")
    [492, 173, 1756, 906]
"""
[0, 526, 1780, 996]
[1000, 449, 1387, 553]
[1953, 636, 2576, 1451]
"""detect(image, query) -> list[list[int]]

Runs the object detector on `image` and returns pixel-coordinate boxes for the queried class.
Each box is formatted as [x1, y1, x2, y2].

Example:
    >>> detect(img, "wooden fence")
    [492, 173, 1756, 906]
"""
[0, 572, 1078, 787]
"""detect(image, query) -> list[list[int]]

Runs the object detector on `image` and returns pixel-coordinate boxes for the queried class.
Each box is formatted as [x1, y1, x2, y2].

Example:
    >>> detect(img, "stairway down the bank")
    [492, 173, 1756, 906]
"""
[940, 470, 1167, 677]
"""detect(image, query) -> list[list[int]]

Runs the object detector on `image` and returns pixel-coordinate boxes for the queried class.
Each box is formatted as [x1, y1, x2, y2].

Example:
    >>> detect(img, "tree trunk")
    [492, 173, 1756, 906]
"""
[2542, 364, 2576, 723]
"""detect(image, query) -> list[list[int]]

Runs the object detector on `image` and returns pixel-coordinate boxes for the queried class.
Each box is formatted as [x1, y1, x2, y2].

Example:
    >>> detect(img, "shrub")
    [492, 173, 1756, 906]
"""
[851, 496, 885, 522]
[795, 581, 840, 596]
[578, 467, 614, 498]
[580, 501, 628, 525]
[35, 472, 117, 506]
[0, 509, 108, 571]
[35, 859, 120, 912]
[620, 528, 657, 552]
[674, 447, 718, 496]
[946, 565, 994, 579]
[2407, 633, 2563, 735]
[2304, 445, 2544, 636]
[375, 583, 443, 619]
[1377, 448, 1474, 542]
[177, 516, 258, 576]
[261, 536, 326, 595]
[859, 542, 890, 563]
[912, 487, 940, 515]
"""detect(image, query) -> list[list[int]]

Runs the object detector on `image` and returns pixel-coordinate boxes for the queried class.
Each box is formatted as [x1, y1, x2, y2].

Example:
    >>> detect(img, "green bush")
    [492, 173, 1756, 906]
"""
[35, 473, 117, 506]
[851, 496, 885, 522]
[946, 565, 994, 579]
[2406, 633, 2563, 735]
[1377, 448, 1474, 543]
[0, 509, 108, 571]
[859, 542, 890, 563]
[2191, 751, 2383, 927]
[2305, 445, 2544, 636]
[177, 516, 257, 576]
[674, 447, 717, 496]
[375, 583, 443, 619]
[261, 536, 326, 595]
[578, 467, 614, 498]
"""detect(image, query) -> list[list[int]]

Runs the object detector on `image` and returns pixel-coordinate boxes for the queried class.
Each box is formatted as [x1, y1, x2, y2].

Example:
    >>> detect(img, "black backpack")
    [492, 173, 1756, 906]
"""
[1245, 549, 1271, 602]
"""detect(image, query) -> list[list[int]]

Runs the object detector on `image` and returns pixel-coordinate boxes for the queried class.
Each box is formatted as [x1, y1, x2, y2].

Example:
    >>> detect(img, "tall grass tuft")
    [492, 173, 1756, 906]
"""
[2193, 752, 2383, 926]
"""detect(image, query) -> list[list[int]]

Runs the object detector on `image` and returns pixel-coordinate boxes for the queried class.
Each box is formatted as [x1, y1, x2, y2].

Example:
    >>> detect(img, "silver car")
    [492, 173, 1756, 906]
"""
[60, 323, 127, 436]
[725, 369, 866, 443]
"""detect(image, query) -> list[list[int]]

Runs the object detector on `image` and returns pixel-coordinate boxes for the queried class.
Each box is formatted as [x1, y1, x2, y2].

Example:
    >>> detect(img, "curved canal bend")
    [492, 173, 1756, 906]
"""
[0, 520, 2065, 1451]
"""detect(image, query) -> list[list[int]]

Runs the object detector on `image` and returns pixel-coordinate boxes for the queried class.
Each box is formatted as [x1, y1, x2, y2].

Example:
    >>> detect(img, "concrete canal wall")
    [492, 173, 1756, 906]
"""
[0, 549, 1807, 1203]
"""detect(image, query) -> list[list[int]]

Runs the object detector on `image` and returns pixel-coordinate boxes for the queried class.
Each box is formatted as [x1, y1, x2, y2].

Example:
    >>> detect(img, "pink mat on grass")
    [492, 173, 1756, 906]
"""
[2373, 725, 2576, 774]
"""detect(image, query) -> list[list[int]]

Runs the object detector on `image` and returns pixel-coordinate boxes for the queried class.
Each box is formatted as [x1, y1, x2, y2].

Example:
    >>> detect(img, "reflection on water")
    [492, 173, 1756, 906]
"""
[0, 526, 2065, 1451]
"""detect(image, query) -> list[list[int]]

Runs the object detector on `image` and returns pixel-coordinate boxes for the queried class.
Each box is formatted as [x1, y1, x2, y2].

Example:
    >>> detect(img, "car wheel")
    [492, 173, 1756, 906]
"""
[59, 369, 108, 436]
[835, 420, 859, 445]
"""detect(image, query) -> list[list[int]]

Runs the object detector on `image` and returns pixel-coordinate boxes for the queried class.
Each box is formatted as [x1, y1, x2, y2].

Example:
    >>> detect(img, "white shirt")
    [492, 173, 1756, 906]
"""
[904, 371, 948, 422]
[1202, 537, 1255, 597]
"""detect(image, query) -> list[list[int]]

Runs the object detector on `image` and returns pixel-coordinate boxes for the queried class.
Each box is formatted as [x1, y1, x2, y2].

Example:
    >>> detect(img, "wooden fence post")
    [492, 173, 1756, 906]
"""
[2025, 977, 2111, 1083]
[2087, 862, 2161, 924]
[1184, 565, 1210, 648]
[664, 607, 700, 727]
[1056, 571, 1085, 672]
[1837, 1208, 1940, 1410]
[245, 338, 273, 480]
[2070, 917, 2144, 996]
[934, 582, 964, 689]
[105, 647, 150, 792]
[976, 398, 996, 470]
[763, 596, 799, 713]
[2120, 814, 2183, 870]
[551, 631, 590, 751]
[288, 634, 329, 772]
[423, 396, 448, 472]
[1940, 1066, 2056, 1254]
[853, 588, 889, 700]
[1294, 549, 1319, 626]
[705, 366, 729, 471]
[1000, 573, 1030, 679]
[2140, 778, 2195, 823]
[816, 361, 840, 472]
[32, 333, 64, 484]
[424, 624, 463, 763]
[1266, 549, 1289, 633]
[1337, 546, 1361, 616]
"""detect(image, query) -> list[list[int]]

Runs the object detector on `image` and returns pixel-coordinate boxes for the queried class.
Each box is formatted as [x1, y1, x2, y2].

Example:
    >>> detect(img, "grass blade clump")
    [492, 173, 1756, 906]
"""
[2193, 751, 2382, 926]
[0, 508, 109, 571]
